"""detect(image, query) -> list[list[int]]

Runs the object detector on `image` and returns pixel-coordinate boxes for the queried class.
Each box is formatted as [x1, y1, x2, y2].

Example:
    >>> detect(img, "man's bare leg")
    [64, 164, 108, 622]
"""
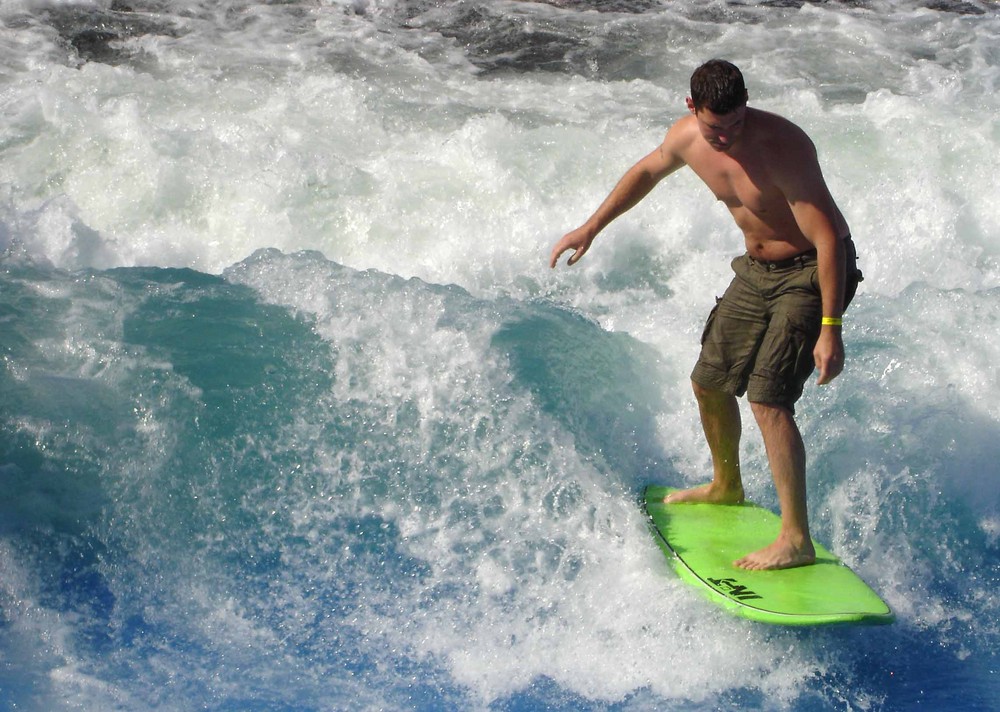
[664, 381, 745, 505]
[734, 401, 816, 570]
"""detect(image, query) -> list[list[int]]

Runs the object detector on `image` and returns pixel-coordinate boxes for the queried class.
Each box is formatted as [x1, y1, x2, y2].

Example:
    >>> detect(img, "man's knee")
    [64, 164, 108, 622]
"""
[692, 379, 735, 406]
[749, 399, 794, 425]
[692, 379, 718, 401]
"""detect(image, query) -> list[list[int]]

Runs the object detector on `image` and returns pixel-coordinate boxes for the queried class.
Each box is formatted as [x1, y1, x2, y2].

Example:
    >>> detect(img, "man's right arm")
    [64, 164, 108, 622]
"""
[549, 124, 688, 268]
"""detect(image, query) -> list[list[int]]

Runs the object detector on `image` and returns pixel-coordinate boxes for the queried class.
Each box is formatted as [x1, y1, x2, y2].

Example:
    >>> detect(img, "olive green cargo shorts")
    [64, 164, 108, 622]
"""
[690, 238, 862, 413]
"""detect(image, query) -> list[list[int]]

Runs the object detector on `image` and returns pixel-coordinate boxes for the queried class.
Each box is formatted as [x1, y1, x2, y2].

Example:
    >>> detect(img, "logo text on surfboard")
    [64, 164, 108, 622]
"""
[708, 577, 763, 601]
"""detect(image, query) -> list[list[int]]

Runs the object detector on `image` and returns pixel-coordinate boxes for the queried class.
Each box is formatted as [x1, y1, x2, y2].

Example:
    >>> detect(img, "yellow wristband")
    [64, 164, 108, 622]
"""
[821, 316, 843, 326]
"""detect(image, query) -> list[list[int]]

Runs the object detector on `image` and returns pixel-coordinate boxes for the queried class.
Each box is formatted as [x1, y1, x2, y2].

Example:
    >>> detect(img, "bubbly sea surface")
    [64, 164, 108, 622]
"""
[2, 1, 999, 709]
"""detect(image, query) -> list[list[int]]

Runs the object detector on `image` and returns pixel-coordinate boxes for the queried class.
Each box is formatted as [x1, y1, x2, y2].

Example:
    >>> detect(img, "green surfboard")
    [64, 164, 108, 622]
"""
[643, 485, 894, 626]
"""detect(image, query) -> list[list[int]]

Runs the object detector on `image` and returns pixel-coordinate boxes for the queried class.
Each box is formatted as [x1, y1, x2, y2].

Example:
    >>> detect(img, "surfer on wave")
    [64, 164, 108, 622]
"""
[550, 59, 862, 571]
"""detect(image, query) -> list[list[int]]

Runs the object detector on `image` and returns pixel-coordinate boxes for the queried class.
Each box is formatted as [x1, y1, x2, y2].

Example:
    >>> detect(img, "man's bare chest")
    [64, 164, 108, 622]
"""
[688, 155, 780, 212]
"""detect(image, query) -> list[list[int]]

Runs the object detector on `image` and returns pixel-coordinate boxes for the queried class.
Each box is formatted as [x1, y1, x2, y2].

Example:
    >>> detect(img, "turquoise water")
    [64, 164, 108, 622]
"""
[2, 1, 999, 709]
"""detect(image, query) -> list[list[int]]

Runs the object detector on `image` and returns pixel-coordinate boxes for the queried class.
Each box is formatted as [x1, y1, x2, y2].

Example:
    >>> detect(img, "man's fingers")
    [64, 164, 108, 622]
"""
[816, 358, 843, 385]
[549, 240, 573, 268]
[551, 245, 584, 268]
[551, 228, 593, 268]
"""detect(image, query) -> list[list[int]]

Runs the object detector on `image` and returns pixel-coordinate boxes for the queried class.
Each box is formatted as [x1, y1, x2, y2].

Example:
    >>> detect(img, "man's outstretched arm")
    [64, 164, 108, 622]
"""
[549, 133, 687, 268]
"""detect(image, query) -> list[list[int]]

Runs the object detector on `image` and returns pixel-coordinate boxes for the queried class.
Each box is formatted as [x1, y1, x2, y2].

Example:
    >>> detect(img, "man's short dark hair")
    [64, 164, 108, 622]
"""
[690, 60, 747, 114]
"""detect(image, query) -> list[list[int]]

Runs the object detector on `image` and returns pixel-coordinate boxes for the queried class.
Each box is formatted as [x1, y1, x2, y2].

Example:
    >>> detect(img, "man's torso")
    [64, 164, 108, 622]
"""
[672, 109, 846, 261]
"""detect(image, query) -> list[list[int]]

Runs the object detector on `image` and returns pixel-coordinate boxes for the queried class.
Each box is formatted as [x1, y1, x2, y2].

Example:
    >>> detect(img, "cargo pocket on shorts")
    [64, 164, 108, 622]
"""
[808, 257, 864, 311]
[700, 298, 722, 345]
[844, 268, 863, 310]
[749, 308, 820, 409]
[787, 310, 823, 400]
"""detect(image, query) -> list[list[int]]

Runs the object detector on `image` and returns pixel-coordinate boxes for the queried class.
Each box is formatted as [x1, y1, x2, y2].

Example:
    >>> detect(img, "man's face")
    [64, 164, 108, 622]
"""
[690, 104, 747, 152]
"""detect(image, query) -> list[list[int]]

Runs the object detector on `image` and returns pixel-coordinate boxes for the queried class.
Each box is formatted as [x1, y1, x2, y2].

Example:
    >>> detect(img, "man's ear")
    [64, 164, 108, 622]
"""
[685, 97, 696, 114]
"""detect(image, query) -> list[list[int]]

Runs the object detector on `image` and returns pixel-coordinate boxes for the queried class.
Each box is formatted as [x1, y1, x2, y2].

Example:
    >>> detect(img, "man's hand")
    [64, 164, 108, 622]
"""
[549, 226, 595, 268]
[814, 326, 844, 385]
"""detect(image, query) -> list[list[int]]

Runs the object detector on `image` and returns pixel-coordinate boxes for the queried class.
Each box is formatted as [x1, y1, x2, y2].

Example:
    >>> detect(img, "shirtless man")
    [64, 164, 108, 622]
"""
[549, 60, 862, 570]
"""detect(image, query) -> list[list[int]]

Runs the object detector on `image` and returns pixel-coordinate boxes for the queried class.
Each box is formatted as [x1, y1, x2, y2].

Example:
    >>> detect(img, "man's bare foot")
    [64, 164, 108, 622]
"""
[663, 482, 744, 505]
[734, 536, 816, 571]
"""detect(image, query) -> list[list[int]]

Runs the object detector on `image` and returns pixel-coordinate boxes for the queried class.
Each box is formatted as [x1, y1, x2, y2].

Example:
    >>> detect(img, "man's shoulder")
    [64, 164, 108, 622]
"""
[748, 109, 825, 191]
[751, 108, 813, 151]
[662, 114, 700, 151]
[665, 113, 698, 135]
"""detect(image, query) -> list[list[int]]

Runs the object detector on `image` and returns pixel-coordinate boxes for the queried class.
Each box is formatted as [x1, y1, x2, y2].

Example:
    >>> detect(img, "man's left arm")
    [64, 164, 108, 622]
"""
[778, 141, 847, 385]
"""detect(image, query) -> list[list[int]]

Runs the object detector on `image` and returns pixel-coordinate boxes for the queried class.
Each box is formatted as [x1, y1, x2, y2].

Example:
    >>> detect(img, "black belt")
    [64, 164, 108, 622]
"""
[749, 249, 817, 270]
